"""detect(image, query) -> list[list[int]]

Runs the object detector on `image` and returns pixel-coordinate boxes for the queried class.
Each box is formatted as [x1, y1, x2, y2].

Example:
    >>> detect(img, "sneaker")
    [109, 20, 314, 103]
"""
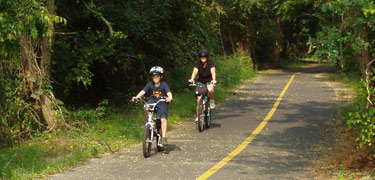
[195, 117, 199, 124]
[210, 99, 215, 109]
[161, 137, 168, 146]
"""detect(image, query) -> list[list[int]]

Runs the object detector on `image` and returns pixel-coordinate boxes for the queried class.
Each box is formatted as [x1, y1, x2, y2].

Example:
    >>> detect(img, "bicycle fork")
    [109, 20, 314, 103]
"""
[146, 113, 154, 143]
[147, 113, 163, 146]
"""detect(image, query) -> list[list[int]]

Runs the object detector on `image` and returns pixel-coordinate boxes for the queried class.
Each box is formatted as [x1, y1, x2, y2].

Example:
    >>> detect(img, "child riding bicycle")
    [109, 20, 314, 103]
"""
[188, 50, 217, 123]
[132, 66, 173, 146]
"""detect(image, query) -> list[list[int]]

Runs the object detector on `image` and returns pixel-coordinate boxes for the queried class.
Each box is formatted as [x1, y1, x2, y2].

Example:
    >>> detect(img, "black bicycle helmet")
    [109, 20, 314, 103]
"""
[150, 66, 164, 75]
[198, 50, 209, 58]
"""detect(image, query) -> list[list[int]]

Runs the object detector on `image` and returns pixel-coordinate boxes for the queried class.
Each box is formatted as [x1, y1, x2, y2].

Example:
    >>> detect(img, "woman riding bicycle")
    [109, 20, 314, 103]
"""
[132, 66, 173, 146]
[188, 50, 217, 123]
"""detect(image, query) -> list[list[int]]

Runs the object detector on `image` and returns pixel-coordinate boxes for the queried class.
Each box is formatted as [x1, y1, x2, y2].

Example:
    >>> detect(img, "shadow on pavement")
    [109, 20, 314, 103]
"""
[215, 64, 338, 178]
[163, 144, 181, 155]
[230, 100, 337, 178]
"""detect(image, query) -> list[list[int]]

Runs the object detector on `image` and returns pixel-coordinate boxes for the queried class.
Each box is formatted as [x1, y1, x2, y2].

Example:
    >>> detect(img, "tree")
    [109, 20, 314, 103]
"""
[0, 0, 64, 144]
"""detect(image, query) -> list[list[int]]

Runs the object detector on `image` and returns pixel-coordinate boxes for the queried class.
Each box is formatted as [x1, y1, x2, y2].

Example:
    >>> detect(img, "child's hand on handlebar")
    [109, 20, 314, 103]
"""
[188, 79, 195, 84]
[166, 97, 173, 103]
[131, 96, 139, 103]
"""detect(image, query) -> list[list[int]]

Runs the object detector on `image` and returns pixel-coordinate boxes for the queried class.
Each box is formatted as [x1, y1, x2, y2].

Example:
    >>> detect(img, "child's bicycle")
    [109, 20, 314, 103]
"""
[133, 96, 166, 158]
[189, 82, 216, 132]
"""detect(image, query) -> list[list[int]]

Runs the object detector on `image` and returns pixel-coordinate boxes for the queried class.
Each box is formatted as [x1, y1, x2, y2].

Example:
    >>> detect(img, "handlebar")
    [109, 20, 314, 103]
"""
[132, 96, 172, 104]
[189, 82, 217, 87]
[132, 96, 172, 112]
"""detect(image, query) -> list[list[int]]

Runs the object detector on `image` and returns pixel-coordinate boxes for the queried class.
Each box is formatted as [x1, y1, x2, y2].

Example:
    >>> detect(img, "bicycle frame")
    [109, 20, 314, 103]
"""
[137, 97, 165, 146]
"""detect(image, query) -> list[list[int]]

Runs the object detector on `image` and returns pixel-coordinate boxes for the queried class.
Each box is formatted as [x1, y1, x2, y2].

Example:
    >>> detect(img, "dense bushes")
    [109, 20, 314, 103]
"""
[52, 0, 220, 107]
[215, 55, 254, 87]
[344, 78, 375, 148]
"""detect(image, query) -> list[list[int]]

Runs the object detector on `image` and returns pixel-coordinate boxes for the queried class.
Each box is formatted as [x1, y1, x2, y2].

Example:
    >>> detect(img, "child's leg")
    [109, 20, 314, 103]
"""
[157, 105, 168, 138]
[161, 118, 167, 137]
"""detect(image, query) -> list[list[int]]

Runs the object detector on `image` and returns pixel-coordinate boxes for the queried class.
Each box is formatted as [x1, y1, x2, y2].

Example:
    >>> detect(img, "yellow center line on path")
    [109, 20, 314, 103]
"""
[196, 73, 298, 180]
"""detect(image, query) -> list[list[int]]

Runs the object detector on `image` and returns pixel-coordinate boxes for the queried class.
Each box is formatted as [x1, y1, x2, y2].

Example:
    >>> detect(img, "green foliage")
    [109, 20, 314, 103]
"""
[344, 77, 375, 149]
[311, 0, 375, 70]
[215, 55, 254, 87]
[0, 0, 56, 146]
[52, 0, 221, 107]
[279, 58, 313, 68]
[0, 106, 143, 179]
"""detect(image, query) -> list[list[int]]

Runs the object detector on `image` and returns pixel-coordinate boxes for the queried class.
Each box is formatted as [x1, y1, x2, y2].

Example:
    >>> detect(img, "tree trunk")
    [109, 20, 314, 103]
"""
[217, 13, 225, 56]
[39, 0, 58, 130]
[228, 28, 235, 54]
[41, 0, 55, 78]
[83, 0, 114, 36]
[366, 59, 375, 109]
[274, 15, 282, 68]
[358, 48, 370, 77]
[338, 42, 344, 70]
[358, 28, 370, 77]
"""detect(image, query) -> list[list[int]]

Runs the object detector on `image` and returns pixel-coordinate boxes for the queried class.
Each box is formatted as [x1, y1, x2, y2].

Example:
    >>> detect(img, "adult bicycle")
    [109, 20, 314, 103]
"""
[189, 82, 216, 132]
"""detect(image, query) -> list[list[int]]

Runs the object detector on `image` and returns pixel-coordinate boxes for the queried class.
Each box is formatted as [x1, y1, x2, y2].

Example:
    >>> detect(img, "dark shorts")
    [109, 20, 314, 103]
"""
[147, 100, 169, 119]
[156, 106, 168, 119]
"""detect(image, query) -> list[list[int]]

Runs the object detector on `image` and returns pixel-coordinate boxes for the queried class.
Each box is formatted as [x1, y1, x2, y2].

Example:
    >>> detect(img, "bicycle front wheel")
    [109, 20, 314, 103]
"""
[142, 124, 152, 158]
[205, 106, 211, 128]
[197, 98, 204, 132]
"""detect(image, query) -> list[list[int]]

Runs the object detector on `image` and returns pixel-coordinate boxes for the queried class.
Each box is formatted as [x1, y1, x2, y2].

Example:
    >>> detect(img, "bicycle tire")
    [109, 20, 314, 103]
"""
[197, 98, 204, 132]
[142, 124, 152, 158]
[205, 106, 211, 128]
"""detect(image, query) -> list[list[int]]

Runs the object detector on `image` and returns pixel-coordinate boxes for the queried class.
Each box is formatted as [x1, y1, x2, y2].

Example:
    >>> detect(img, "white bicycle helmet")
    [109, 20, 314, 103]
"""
[150, 66, 164, 75]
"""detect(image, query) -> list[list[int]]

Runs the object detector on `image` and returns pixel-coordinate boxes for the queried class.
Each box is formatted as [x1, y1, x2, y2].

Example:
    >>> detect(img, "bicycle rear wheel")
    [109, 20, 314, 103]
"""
[142, 124, 152, 158]
[197, 98, 204, 132]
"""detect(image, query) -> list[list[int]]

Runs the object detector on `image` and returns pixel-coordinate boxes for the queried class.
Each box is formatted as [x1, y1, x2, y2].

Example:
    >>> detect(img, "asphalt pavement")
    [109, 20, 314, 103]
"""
[48, 64, 337, 180]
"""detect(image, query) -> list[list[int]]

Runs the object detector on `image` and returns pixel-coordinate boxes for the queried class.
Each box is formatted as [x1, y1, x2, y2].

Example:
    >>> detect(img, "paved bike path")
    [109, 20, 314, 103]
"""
[48, 64, 337, 180]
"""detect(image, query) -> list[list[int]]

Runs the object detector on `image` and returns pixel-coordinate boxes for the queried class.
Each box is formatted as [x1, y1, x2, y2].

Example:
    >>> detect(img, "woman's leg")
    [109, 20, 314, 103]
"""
[207, 84, 215, 109]
[207, 84, 215, 99]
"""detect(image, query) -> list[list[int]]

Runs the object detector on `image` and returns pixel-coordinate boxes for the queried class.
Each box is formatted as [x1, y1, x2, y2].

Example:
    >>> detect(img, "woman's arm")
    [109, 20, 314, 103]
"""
[189, 68, 199, 82]
[210, 67, 216, 83]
